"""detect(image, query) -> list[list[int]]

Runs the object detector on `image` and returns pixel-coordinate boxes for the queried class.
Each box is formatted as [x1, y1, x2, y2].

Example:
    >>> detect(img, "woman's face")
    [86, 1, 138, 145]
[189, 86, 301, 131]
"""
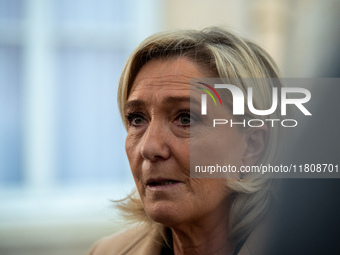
[124, 57, 247, 228]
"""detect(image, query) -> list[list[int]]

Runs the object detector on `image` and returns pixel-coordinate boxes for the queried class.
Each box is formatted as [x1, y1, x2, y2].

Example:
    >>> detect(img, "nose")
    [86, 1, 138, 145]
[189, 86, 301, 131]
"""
[140, 120, 171, 161]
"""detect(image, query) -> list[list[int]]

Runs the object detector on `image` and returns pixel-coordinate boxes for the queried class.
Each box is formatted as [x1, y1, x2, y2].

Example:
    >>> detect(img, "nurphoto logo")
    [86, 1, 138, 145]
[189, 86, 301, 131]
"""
[197, 81, 312, 128]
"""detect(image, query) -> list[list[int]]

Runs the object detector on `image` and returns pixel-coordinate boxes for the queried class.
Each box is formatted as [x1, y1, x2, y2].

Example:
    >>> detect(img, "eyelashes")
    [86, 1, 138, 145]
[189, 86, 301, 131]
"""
[125, 110, 194, 128]
[176, 111, 191, 126]
[125, 112, 146, 127]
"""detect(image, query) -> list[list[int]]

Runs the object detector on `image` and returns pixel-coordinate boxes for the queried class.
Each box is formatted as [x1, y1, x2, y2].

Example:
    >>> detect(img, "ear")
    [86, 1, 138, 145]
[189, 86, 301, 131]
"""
[242, 125, 268, 166]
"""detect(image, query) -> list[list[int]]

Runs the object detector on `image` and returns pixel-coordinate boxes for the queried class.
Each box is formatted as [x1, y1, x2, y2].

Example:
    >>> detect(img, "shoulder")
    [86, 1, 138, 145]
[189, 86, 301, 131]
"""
[88, 224, 164, 255]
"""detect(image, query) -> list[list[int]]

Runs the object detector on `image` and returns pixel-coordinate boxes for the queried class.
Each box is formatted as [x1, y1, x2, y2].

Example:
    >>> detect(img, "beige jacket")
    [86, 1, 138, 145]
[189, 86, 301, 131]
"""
[88, 223, 269, 255]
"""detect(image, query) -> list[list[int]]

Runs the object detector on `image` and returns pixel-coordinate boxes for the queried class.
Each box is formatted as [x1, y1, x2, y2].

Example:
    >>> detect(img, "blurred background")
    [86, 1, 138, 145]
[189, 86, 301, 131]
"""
[0, 0, 339, 254]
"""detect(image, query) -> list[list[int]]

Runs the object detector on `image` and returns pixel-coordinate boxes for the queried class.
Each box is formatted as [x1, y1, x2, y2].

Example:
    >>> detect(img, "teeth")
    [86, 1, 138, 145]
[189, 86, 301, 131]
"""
[159, 181, 175, 186]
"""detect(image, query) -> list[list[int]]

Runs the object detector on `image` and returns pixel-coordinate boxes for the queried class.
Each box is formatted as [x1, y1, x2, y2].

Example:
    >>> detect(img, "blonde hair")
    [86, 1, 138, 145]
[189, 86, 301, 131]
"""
[117, 27, 281, 246]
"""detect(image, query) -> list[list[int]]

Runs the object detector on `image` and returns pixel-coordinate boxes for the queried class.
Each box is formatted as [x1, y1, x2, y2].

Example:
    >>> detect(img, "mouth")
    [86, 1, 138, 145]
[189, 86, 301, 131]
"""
[147, 180, 179, 187]
[146, 177, 182, 190]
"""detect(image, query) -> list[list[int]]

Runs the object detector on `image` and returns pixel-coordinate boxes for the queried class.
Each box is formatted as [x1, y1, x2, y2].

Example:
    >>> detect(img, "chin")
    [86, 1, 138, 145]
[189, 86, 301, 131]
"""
[144, 201, 187, 227]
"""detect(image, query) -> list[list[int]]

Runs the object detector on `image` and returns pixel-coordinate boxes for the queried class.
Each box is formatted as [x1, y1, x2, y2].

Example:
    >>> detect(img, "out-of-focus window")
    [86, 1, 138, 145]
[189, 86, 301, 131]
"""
[0, 0, 163, 189]
[0, 0, 24, 185]
[0, 45, 23, 185]
[0, 0, 163, 253]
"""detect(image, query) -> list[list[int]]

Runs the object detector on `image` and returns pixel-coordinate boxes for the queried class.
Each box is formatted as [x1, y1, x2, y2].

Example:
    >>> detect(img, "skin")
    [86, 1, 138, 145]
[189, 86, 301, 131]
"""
[124, 57, 267, 255]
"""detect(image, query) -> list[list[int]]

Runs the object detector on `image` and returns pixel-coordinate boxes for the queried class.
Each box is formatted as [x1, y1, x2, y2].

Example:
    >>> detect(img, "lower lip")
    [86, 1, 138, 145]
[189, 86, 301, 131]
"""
[147, 182, 182, 191]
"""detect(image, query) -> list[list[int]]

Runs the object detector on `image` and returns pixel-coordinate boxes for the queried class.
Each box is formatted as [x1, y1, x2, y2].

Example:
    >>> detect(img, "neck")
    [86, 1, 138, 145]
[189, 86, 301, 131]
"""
[170, 201, 234, 255]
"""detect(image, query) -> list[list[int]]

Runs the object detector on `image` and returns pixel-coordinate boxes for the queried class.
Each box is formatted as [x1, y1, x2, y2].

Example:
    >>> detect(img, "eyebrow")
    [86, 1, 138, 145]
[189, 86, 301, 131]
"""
[164, 96, 190, 105]
[124, 100, 145, 112]
[124, 96, 201, 112]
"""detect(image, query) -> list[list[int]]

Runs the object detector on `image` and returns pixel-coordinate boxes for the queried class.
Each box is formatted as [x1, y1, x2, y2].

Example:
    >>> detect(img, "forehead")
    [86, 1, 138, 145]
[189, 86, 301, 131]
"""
[129, 57, 209, 97]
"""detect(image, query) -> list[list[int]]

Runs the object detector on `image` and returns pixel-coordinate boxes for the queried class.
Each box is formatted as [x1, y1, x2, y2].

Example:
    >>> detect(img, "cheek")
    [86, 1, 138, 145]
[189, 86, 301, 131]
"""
[125, 136, 133, 160]
[125, 136, 134, 166]
[213, 129, 246, 163]
[125, 131, 144, 160]
[125, 135, 142, 181]
[172, 137, 191, 175]
[190, 179, 229, 210]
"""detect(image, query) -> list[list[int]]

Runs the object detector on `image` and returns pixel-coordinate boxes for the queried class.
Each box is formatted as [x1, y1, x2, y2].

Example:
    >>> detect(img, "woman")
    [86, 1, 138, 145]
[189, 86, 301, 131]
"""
[89, 27, 281, 255]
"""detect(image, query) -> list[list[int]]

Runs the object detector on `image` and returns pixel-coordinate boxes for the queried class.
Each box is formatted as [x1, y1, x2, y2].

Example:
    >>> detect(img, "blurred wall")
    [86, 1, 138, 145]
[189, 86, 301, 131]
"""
[165, 0, 340, 77]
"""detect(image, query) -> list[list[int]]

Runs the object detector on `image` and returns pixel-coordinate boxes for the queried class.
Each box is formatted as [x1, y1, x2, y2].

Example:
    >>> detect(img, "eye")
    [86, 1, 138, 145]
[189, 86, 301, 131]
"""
[180, 114, 190, 125]
[176, 112, 191, 126]
[126, 113, 146, 126]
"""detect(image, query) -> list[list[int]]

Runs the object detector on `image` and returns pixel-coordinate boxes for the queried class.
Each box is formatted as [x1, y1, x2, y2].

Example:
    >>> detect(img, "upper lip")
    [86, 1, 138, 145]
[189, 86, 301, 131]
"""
[146, 177, 181, 186]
